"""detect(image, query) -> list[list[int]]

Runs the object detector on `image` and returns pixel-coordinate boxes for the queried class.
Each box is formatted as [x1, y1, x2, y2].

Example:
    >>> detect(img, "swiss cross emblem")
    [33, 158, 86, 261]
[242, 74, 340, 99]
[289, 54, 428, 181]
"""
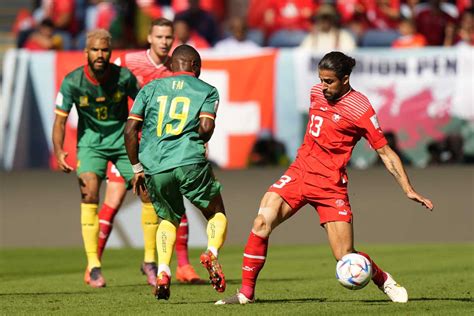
[332, 114, 341, 122]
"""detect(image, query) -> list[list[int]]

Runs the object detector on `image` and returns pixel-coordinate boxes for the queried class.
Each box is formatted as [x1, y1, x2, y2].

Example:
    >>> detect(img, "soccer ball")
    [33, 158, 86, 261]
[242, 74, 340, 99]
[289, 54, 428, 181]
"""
[336, 253, 372, 290]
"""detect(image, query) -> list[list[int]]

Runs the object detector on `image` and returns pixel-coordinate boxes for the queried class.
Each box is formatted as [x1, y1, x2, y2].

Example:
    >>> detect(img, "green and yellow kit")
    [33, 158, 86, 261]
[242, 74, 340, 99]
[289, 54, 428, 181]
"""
[55, 64, 139, 182]
[129, 71, 221, 222]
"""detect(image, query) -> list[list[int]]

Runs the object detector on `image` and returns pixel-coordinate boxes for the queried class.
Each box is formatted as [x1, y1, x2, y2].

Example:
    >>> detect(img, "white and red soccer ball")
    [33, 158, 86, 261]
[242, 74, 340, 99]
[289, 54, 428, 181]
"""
[336, 253, 372, 290]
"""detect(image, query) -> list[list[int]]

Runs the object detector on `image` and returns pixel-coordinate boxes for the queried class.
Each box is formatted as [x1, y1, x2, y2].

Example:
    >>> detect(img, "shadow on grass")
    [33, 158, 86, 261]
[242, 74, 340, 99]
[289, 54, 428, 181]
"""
[171, 277, 307, 287]
[407, 297, 473, 303]
[164, 297, 474, 305]
[0, 291, 95, 296]
[339, 297, 473, 304]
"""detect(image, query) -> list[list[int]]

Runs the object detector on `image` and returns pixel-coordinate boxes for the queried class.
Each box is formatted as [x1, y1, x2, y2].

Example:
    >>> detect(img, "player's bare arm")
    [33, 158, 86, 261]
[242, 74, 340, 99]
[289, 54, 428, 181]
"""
[199, 117, 215, 142]
[52, 114, 73, 173]
[376, 144, 434, 211]
[124, 119, 146, 195]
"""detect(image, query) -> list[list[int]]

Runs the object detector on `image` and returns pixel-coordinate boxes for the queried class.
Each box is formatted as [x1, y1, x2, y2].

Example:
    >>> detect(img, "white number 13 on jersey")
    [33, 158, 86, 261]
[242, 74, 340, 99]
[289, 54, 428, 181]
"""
[272, 175, 292, 189]
[309, 115, 323, 137]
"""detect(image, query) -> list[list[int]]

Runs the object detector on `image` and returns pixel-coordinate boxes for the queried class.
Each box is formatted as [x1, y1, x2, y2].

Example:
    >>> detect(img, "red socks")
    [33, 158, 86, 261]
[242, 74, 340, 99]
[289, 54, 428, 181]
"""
[240, 232, 269, 300]
[175, 213, 190, 267]
[97, 204, 118, 259]
[357, 251, 387, 287]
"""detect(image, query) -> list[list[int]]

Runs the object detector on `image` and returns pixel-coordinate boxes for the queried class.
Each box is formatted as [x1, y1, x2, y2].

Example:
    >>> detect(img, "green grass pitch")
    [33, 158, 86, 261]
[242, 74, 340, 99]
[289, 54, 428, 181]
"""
[1, 244, 473, 315]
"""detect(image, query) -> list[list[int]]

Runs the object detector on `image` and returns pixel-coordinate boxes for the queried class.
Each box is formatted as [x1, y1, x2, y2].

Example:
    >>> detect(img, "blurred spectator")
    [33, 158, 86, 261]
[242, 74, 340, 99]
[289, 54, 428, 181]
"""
[248, 129, 289, 167]
[427, 134, 464, 165]
[363, 0, 401, 31]
[265, 0, 315, 47]
[406, 0, 461, 18]
[336, 0, 365, 25]
[247, 0, 272, 30]
[14, 9, 37, 48]
[415, 0, 456, 46]
[38, 0, 78, 49]
[457, 0, 472, 14]
[392, 18, 427, 48]
[174, 0, 220, 45]
[43, 0, 78, 33]
[381, 131, 412, 165]
[22, 19, 63, 50]
[77, 1, 122, 49]
[300, 4, 357, 52]
[246, 0, 272, 45]
[172, 0, 226, 21]
[171, 18, 210, 51]
[213, 17, 262, 53]
[136, 0, 163, 20]
[358, 0, 401, 47]
[135, 0, 164, 47]
[400, 0, 422, 19]
[455, 6, 474, 46]
[439, 0, 460, 19]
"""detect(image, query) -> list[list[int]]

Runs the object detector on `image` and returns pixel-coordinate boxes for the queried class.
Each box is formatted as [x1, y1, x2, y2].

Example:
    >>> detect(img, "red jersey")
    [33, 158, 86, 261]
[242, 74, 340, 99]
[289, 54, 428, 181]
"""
[107, 49, 173, 183]
[114, 49, 172, 87]
[268, 0, 315, 34]
[295, 83, 387, 184]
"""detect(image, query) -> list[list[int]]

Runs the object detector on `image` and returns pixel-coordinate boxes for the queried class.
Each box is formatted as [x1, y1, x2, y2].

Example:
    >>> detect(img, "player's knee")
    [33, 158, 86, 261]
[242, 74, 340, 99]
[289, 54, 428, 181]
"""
[104, 193, 124, 209]
[81, 191, 99, 204]
[252, 214, 270, 235]
[140, 192, 151, 203]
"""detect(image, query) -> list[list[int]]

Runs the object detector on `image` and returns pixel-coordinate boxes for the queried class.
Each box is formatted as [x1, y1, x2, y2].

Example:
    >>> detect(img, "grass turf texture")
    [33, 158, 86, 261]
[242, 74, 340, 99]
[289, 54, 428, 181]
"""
[1, 244, 472, 315]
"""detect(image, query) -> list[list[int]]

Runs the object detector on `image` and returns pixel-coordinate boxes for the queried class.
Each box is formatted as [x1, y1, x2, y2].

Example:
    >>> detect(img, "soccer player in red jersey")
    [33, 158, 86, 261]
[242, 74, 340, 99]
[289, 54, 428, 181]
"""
[216, 51, 434, 305]
[97, 18, 204, 286]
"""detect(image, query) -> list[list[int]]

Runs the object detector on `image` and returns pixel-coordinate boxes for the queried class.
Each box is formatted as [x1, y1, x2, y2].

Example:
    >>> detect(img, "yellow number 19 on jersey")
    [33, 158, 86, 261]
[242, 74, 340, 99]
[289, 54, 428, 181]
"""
[156, 96, 190, 136]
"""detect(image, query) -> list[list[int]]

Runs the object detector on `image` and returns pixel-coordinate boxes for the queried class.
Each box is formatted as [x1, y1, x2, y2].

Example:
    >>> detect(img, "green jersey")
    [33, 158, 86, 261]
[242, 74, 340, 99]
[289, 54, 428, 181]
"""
[129, 72, 219, 175]
[55, 64, 139, 152]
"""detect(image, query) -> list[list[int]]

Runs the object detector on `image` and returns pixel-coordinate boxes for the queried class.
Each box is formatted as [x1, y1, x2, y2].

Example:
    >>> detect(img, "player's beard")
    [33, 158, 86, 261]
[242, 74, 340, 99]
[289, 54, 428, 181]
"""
[323, 90, 340, 102]
[88, 57, 109, 76]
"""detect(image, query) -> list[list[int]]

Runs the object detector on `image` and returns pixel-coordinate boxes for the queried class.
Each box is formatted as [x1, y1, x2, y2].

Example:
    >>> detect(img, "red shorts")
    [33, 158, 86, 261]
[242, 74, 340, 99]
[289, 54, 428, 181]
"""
[106, 161, 126, 183]
[267, 163, 352, 225]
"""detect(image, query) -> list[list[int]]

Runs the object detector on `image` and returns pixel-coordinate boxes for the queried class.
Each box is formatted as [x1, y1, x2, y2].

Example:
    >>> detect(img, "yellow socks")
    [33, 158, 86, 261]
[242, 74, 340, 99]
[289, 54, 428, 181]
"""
[81, 203, 100, 269]
[206, 212, 228, 256]
[142, 202, 159, 263]
[157, 220, 177, 276]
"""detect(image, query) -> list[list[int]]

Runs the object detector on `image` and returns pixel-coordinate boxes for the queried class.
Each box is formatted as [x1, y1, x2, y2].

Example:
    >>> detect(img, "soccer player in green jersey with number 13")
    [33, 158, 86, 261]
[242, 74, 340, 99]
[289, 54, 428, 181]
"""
[52, 29, 139, 288]
[125, 44, 228, 300]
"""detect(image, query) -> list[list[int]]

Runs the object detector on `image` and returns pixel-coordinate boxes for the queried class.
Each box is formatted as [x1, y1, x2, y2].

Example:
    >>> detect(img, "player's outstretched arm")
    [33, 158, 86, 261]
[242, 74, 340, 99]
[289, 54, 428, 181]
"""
[376, 144, 434, 211]
[52, 114, 73, 173]
[124, 119, 146, 195]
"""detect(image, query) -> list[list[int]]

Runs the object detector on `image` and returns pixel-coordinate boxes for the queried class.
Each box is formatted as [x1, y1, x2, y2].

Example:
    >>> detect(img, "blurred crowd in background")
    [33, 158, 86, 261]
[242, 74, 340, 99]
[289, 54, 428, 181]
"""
[11, 0, 474, 52]
[8, 0, 473, 169]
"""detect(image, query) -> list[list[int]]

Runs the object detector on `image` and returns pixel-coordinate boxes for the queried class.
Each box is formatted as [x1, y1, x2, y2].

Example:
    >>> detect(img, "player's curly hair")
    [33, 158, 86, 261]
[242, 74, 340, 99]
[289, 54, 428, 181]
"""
[86, 29, 112, 48]
[318, 51, 356, 79]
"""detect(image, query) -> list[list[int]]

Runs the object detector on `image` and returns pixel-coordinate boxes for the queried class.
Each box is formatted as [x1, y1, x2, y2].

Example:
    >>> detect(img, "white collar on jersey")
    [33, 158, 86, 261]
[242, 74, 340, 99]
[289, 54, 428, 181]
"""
[146, 49, 168, 69]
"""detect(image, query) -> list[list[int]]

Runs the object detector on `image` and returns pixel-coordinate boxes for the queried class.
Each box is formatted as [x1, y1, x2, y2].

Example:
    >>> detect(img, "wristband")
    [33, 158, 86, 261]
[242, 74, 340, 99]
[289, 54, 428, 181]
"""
[132, 162, 144, 174]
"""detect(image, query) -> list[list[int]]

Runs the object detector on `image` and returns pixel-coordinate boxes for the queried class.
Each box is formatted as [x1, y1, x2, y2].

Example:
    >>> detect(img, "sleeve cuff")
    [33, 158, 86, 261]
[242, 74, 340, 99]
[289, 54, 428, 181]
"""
[54, 109, 69, 117]
[128, 114, 143, 121]
[199, 112, 216, 120]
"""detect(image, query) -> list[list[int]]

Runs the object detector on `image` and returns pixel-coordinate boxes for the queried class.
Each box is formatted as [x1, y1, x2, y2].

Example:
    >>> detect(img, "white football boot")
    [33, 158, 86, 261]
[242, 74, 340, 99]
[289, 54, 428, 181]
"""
[379, 273, 408, 303]
[215, 291, 254, 305]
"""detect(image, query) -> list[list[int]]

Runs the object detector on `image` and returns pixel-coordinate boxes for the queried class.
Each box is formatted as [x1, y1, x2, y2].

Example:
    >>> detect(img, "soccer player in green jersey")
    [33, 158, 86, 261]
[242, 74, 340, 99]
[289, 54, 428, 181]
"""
[125, 44, 228, 300]
[52, 29, 139, 288]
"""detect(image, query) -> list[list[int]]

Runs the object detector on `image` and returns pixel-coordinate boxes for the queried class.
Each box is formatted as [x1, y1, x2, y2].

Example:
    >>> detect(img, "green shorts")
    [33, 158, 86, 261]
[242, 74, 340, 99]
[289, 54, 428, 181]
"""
[145, 162, 222, 224]
[77, 147, 134, 188]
